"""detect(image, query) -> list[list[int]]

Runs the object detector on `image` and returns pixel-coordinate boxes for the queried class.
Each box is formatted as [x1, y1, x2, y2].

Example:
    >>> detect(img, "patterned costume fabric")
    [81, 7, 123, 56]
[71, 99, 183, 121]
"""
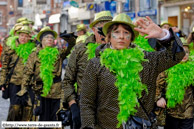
[0, 39, 35, 86]
[156, 72, 194, 119]
[63, 34, 96, 103]
[80, 32, 185, 129]
[21, 45, 69, 99]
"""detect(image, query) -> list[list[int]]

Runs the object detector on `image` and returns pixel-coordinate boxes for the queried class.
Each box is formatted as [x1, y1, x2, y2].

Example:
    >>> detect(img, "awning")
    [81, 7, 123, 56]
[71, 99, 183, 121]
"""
[49, 14, 61, 24]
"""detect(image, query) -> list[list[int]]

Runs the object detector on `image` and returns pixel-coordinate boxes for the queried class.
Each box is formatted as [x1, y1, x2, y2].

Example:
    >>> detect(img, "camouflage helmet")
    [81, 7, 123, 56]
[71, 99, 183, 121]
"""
[28, 20, 34, 25]
[21, 20, 30, 25]
[89, 11, 113, 28]
[160, 21, 172, 27]
[13, 23, 23, 33]
[16, 17, 28, 23]
[76, 24, 86, 32]
[17, 26, 32, 35]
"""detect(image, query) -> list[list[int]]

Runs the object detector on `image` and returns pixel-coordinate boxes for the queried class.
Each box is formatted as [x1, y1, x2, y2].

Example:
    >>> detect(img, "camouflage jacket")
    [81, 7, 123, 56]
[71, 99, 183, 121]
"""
[0, 39, 35, 86]
[156, 72, 194, 119]
[63, 34, 96, 103]
[20, 43, 73, 99]
[80, 32, 185, 129]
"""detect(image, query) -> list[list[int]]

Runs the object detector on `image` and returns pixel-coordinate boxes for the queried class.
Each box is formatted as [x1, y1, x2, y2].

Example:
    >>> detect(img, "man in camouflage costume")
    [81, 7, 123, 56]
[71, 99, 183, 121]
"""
[0, 25, 35, 121]
[18, 26, 75, 122]
[156, 40, 194, 129]
[62, 11, 113, 128]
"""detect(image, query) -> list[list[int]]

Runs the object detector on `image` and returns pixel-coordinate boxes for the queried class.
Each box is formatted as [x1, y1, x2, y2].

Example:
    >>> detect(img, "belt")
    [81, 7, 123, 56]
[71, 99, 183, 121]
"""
[36, 76, 61, 85]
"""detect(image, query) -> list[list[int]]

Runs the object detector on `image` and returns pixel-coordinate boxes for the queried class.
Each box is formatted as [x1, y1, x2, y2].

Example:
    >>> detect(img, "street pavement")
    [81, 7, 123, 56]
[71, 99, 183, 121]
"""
[0, 91, 10, 129]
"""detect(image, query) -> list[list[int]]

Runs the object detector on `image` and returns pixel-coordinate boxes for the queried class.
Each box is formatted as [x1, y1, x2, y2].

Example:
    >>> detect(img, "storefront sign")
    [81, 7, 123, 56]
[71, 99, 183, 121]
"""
[70, 1, 79, 8]
[126, 12, 135, 18]
[138, 9, 157, 17]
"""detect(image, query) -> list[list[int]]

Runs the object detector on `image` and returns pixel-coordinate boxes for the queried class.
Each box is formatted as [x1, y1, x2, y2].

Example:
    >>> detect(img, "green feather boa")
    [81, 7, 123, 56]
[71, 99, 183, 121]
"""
[6, 36, 35, 64]
[38, 47, 59, 97]
[15, 42, 36, 63]
[6, 36, 18, 50]
[133, 35, 155, 52]
[100, 48, 148, 127]
[165, 48, 194, 108]
[85, 43, 100, 60]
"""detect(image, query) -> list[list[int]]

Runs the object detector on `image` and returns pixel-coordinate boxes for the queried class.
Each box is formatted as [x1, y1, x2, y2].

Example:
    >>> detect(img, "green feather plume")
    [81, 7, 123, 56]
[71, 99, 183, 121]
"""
[9, 28, 14, 37]
[38, 47, 59, 97]
[165, 49, 194, 108]
[100, 48, 148, 127]
[6, 36, 18, 50]
[86, 43, 100, 60]
[15, 42, 36, 63]
[133, 35, 155, 52]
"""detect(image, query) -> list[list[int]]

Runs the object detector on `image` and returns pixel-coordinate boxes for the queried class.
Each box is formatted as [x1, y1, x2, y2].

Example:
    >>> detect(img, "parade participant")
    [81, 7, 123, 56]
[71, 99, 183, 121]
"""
[187, 31, 194, 45]
[18, 26, 75, 121]
[80, 13, 185, 129]
[156, 40, 194, 129]
[62, 11, 113, 129]
[0, 26, 36, 121]
[16, 17, 28, 23]
[76, 24, 88, 44]
[160, 21, 172, 30]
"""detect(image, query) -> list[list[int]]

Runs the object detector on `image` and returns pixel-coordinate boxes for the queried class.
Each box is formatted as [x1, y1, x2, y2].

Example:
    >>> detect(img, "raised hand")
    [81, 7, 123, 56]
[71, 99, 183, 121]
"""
[134, 16, 166, 39]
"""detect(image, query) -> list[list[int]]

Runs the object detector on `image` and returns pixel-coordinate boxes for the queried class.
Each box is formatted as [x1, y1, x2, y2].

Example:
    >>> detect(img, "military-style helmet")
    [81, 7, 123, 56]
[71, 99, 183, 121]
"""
[13, 23, 23, 33]
[160, 21, 172, 27]
[17, 26, 32, 35]
[21, 20, 30, 26]
[16, 17, 28, 23]
[89, 11, 113, 28]
[28, 20, 34, 25]
[76, 24, 86, 32]
[36, 26, 58, 42]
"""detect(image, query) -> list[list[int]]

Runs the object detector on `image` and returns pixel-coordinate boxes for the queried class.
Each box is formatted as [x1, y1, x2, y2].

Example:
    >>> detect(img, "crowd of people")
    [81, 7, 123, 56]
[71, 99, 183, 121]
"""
[0, 10, 193, 129]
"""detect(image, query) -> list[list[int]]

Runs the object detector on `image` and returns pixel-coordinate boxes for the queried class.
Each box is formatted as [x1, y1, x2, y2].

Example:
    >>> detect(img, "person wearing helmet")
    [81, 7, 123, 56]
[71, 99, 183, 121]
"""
[76, 24, 89, 44]
[0, 26, 36, 121]
[62, 11, 113, 129]
[80, 13, 185, 129]
[18, 26, 75, 122]
[156, 40, 194, 129]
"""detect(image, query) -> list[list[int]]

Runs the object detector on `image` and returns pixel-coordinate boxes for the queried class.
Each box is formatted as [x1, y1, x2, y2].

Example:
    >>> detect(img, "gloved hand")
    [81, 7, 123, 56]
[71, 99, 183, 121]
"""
[70, 103, 81, 129]
[60, 30, 77, 41]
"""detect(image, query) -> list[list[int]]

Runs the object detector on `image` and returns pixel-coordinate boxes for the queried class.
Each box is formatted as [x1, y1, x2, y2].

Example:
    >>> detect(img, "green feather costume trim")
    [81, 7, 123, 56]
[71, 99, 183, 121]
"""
[133, 35, 155, 52]
[15, 42, 36, 63]
[6, 36, 18, 50]
[86, 43, 100, 60]
[100, 48, 148, 127]
[6, 36, 35, 64]
[9, 28, 14, 37]
[38, 47, 59, 97]
[165, 48, 194, 108]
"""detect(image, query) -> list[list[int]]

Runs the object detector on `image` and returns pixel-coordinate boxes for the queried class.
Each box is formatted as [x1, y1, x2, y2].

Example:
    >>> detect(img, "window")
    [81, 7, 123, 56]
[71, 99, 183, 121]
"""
[18, 0, 23, 7]
[0, 12, 2, 25]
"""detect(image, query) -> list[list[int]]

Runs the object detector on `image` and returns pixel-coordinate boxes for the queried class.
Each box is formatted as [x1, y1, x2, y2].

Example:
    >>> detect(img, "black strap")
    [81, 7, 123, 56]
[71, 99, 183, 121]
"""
[5, 56, 20, 85]
[138, 99, 152, 122]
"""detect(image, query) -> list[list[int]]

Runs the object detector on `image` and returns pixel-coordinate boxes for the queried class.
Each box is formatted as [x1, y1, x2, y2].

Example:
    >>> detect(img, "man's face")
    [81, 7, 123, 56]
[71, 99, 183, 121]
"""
[18, 33, 30, 44]
[182, 46, 189, 62]
[161, 24, 170, 30]
[42, 34, 55, 48]
[110, 25, 132, 50]
[92, 22, 107, 44]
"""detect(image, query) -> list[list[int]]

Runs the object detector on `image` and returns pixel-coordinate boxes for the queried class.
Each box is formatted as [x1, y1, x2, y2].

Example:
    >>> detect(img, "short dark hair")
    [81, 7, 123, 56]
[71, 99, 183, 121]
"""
[106, 23, 135, 42]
